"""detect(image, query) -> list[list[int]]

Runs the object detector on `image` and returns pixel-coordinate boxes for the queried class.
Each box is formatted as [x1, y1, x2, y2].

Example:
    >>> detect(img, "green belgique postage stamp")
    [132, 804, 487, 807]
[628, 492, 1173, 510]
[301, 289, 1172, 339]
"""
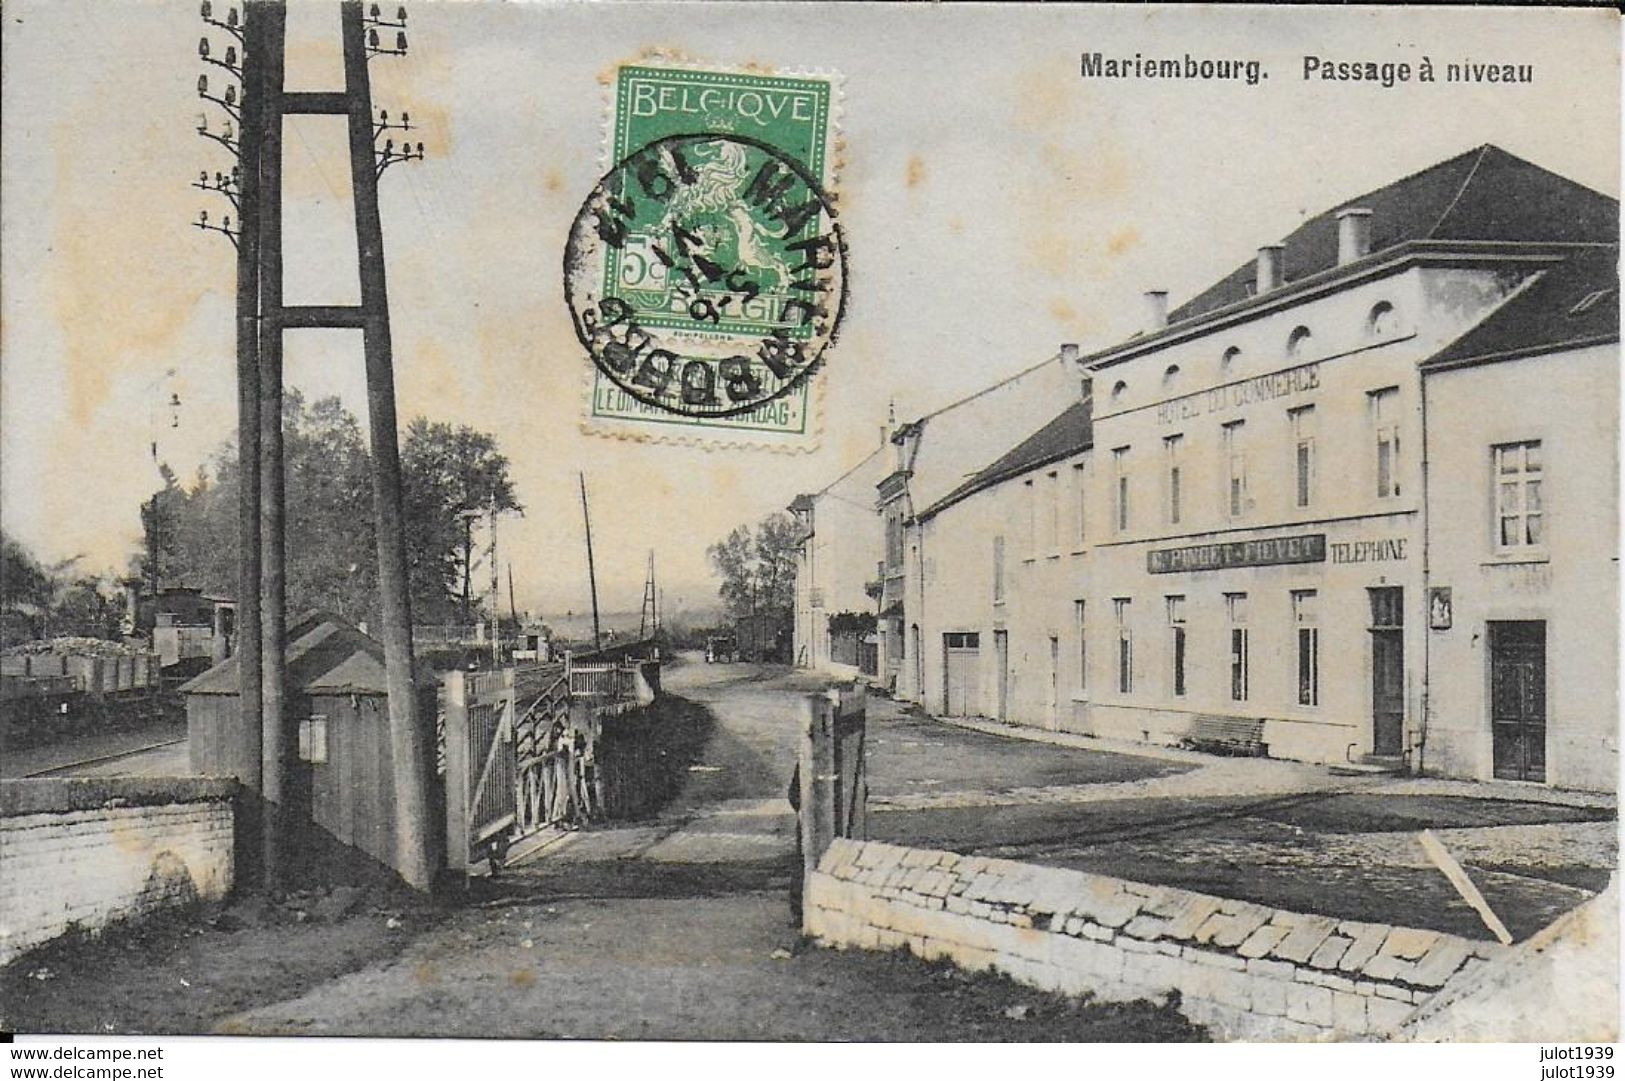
[567, 62, 844, 448]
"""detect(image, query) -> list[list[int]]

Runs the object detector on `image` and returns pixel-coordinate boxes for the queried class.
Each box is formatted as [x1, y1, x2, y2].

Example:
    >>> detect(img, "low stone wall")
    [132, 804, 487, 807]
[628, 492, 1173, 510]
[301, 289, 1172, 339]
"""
[805, 838, 1505, 1040]
[1, 778, 237, 967]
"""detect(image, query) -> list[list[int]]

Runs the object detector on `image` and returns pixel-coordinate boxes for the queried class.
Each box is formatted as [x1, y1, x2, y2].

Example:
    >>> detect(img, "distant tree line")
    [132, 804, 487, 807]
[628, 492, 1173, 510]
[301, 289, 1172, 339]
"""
[827, 610, 876, 637]
[706, 512, 799, 620]
[1, 536, 123, 645]
[139, 391, 522, 629]
[2, 392, 522, 646]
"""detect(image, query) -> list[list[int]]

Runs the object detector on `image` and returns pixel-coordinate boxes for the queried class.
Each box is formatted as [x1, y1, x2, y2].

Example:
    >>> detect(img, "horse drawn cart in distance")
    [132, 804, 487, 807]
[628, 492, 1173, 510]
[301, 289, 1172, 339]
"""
[705, 633, 737, 663]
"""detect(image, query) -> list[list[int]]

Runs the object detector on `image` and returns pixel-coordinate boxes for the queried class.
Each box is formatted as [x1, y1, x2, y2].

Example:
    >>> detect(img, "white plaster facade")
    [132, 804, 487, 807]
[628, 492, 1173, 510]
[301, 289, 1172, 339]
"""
[790, 445, 889, 676]
[1078, 259, 1536, 765]
[877, 352, 1080, 697]
[802, 147, 1618, 791]
[1423, 336, 1619, 790]
[914, 455, 1093, 727]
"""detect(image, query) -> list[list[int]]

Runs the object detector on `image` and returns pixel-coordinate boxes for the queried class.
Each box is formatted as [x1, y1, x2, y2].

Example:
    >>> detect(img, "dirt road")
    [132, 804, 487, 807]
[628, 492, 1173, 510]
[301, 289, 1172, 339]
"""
[202, 659, 1201, 1040]
[12, 659, 1607, 1037]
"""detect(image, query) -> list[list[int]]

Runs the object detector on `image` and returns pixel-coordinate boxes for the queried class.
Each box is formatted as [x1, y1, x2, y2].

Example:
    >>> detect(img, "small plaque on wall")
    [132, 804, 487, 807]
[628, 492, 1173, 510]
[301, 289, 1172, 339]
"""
[1429, 587, 1454, 631]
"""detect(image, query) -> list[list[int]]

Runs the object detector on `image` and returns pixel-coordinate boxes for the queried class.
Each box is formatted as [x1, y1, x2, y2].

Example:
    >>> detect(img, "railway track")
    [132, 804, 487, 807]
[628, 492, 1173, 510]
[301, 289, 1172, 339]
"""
[20, 737, 189, 778]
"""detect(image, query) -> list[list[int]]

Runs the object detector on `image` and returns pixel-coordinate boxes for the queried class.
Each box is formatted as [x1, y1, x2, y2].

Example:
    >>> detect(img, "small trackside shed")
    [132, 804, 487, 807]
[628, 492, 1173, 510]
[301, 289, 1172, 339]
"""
[180, 610, 437, 882]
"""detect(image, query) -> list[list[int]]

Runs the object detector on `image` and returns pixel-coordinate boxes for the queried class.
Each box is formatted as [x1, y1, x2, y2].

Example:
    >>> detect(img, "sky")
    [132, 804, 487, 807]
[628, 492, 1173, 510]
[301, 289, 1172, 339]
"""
[2, 2, 1617, 620]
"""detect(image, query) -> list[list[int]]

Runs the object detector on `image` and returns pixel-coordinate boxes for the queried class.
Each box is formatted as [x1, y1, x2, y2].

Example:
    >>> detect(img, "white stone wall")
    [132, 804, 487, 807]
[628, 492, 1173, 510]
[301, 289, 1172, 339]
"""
[1, 780, 236, 966]
[806, 838, 1504, 1041]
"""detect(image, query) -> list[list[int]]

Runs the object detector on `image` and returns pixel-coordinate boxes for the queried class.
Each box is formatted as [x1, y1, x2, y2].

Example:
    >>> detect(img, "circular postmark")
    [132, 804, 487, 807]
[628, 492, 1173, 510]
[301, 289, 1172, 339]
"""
[564, 132, 847, 420]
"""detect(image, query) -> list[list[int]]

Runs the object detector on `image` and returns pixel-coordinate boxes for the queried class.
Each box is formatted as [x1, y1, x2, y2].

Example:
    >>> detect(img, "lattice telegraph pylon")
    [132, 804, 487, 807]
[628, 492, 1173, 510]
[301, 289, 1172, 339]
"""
[639, 551, 657, 642]
[192, 1, 434, 891]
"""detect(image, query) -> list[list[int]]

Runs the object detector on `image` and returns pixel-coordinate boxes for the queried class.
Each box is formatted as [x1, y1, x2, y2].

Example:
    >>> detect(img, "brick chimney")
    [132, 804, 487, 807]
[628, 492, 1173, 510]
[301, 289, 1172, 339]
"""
[1337, 208, 1373, 265]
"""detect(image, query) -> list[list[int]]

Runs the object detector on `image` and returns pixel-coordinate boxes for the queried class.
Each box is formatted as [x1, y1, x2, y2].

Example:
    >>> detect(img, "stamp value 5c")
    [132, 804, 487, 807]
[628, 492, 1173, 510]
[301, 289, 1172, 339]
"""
[565, 63, 845, 447]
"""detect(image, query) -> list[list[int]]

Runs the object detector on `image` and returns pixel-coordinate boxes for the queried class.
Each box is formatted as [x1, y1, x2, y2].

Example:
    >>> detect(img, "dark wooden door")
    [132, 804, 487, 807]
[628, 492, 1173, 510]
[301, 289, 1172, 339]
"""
[1371, 630, 1404, 756]
[1491, 621, 1546, 782]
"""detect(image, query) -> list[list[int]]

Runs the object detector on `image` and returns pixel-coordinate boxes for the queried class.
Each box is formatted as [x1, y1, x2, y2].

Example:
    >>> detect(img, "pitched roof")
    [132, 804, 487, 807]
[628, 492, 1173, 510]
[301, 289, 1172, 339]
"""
[1167, 145, 1618, 326]
[1423, 247, 1620, 370]
[919, 397, 1093, 522]
[179, 610, 388, 696]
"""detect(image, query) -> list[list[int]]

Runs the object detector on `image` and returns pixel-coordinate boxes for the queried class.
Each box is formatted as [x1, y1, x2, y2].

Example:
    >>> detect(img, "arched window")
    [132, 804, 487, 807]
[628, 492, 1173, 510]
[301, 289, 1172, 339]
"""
[1221, 346, 1241, 375]
[1286, 325, 1312, 358]
[1111, 380, 1128, 403]
[1368, 301, 1398, 337]
[1162, 364, 1181, 388]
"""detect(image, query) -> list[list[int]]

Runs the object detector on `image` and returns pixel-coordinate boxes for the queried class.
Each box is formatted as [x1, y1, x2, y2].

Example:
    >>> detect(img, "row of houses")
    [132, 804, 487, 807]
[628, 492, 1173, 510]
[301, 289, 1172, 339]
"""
[790, 144, 1619, 793]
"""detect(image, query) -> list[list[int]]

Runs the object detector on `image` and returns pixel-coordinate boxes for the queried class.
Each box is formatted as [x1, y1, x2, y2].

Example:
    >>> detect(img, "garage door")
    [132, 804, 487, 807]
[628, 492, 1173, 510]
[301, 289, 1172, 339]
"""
[943, 632, 981, 716]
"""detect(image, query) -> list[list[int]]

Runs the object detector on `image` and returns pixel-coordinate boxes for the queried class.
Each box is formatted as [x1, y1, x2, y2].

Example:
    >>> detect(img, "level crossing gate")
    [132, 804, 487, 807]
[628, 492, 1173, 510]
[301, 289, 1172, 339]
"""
[442, 663, 573, 874]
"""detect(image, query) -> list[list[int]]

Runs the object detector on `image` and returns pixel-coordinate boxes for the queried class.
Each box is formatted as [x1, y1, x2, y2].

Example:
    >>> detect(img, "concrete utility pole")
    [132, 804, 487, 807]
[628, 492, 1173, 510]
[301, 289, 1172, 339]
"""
[233, 1, 266, 843]
[257, 3, 290, 886]
[193, 0, 434, 890]
[341, 0, 437, 890]
[196, 0, 267, 880]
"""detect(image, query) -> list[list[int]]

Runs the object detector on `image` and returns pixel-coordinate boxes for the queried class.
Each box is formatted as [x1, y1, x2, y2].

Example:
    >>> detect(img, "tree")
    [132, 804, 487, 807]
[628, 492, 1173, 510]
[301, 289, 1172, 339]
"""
[2, 533, 54, 644]
[3, 533, 53, 610]
[140, 390, 377, 624]
[401, 419, 523, 625]
[143, 395, 521, 629]
[2, 533, 122, 645]
[706, 512, 800, 619]
[827, 610, 877, 637]
[133, 464, 185, 596]
[283, 394, 378, 623]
